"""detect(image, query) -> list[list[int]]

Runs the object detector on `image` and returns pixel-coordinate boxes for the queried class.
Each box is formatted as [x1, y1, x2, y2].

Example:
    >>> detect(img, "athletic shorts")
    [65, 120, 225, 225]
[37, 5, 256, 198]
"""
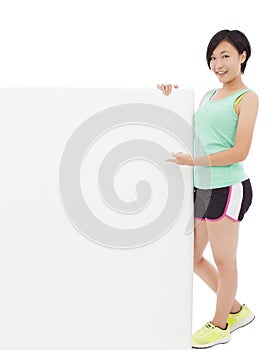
[194, 179, 253, 222]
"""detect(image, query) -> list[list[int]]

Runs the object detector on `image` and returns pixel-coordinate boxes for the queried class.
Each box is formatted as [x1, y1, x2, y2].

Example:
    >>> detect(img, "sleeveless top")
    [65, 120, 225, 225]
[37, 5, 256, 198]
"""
[193, 88, 251, 189]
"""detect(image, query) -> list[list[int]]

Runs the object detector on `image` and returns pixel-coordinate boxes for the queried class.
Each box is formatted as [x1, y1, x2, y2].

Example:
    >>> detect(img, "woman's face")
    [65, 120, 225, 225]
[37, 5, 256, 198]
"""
[210, 40, 246, 84]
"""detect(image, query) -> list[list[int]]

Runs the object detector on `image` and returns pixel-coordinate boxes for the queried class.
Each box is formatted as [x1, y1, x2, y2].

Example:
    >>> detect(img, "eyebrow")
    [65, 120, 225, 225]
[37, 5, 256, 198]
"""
[212, 50, 230, 56]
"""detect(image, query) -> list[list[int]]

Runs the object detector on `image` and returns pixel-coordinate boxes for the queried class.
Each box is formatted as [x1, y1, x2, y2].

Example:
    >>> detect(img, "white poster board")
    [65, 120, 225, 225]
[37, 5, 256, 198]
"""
[0, 88, 194, 350]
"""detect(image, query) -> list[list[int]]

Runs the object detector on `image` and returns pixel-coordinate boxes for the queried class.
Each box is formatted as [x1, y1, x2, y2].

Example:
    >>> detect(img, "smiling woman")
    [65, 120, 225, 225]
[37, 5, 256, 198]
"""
[209, 42, 246, 84]
[158, 29, 258, 349]
[206, 30, 251, 75]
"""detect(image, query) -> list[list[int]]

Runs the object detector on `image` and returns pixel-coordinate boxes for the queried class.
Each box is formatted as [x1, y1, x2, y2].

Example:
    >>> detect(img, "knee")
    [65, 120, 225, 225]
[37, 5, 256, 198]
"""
[214, 257, 237, 272]
[193, 255, 204, 272]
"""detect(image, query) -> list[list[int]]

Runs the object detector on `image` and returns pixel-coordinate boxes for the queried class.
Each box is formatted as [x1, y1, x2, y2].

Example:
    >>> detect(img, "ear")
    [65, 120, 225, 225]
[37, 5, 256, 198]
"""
[240, 50, 247, 63]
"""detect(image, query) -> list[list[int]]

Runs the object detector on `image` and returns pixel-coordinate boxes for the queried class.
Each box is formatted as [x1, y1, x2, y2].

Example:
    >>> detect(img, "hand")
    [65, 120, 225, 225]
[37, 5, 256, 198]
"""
[157, 84, 179, 96]
[166, 152, 195, 166]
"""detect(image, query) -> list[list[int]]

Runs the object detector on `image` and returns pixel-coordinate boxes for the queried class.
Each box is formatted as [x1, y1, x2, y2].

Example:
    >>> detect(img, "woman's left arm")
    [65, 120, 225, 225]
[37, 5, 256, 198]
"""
[168, 92, 259, 166]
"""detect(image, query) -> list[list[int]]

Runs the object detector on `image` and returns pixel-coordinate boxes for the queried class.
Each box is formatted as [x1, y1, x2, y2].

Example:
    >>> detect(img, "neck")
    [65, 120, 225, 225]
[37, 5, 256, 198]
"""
[222, 77, 246, 92]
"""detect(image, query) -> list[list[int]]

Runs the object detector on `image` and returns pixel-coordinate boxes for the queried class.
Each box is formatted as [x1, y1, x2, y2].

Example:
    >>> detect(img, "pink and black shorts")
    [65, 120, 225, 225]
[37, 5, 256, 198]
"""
[194, 179, 253, 222]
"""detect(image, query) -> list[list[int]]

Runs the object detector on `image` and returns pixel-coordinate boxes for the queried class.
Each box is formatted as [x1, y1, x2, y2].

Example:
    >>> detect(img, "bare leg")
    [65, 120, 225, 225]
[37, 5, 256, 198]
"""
[194, 219, 218, 292]
[194, 218, 242, 314]
[206, 217, 240, 328]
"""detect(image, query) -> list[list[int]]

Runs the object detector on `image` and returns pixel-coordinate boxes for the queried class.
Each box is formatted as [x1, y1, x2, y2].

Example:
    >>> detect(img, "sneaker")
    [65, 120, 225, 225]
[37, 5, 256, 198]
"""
[227, 304, 255, 333]
[192, 322, 231, 348]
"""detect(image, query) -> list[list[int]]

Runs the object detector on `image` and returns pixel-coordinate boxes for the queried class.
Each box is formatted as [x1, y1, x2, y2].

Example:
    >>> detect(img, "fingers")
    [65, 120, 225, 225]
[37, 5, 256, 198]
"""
[166, 152, 178, 163]
[157, 84, 179, 96]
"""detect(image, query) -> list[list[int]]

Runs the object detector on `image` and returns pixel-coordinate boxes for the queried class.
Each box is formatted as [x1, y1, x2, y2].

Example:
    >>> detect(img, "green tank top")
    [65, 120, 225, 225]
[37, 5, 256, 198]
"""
[193, 88, 251, 189]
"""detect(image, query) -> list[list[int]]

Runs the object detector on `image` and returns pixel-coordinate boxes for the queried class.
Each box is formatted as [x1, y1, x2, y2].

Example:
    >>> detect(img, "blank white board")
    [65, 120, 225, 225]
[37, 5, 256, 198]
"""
[0, 88, 194, 350]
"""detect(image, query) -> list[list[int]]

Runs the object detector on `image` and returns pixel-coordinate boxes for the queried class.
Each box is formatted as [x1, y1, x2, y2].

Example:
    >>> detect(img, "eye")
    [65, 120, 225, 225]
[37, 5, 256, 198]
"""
[222, 55, 230, 59]
[210, 56, 216, 61]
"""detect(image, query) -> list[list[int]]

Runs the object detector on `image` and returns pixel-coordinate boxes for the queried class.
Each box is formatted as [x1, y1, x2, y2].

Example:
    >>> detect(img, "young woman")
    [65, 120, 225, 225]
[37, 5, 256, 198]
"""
[158, 29, 258, 348]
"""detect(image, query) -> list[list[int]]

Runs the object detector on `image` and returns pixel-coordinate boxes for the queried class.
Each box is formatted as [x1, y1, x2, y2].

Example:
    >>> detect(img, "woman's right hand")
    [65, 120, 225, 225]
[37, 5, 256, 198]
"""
[157, 84, 179, 96]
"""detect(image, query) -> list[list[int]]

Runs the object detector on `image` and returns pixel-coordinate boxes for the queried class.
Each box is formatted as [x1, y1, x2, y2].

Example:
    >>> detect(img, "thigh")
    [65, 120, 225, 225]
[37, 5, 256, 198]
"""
[194, 219, 209, 261]
[206, 217, 240, 265]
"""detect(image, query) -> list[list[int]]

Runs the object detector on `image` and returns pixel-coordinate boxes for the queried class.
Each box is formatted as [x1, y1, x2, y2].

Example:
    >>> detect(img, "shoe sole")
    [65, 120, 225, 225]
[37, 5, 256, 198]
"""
[230, 314, 255, 333]
[192, 337, 231, 349]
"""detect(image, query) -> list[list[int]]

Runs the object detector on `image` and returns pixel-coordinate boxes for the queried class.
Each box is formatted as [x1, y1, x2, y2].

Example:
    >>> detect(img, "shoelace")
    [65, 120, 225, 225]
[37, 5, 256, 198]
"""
[195, 323, 215, 338]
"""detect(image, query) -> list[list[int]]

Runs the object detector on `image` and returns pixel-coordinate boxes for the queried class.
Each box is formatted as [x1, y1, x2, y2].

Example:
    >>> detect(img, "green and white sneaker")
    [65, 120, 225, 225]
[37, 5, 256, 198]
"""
[192, 322, 231, 349]
[227, 304, 255, 333]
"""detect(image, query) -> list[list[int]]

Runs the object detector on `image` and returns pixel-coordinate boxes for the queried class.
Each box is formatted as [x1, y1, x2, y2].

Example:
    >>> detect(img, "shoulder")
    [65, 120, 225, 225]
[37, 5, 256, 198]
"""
[235, 90, 259, 115]
[199, 89, 215, 106]
[239, 90, 259, 108]
[242, 89, 258, 100]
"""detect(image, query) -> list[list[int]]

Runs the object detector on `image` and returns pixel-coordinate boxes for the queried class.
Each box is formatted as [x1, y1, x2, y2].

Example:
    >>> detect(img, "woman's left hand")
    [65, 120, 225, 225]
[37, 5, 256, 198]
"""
[166, 152, 195, 166]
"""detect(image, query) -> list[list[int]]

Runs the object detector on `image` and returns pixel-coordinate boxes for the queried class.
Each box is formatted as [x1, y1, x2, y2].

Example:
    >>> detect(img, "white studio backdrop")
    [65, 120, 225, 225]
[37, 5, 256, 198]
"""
[0, 88, 194, 350]
[0, 1, 270, 349]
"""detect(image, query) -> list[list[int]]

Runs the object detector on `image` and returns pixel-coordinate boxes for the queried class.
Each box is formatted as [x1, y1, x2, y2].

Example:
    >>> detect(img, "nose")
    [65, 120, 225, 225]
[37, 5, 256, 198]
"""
[215, 58, 223, 69]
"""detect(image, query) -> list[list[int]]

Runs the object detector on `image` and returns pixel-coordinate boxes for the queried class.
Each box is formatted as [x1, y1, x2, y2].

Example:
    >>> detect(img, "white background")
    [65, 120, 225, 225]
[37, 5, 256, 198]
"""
[1, 1, 269, 349]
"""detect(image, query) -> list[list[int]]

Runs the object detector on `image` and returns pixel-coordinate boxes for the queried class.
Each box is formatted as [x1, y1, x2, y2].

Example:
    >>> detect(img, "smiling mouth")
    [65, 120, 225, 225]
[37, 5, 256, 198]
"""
[216, 71, 228, 76]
